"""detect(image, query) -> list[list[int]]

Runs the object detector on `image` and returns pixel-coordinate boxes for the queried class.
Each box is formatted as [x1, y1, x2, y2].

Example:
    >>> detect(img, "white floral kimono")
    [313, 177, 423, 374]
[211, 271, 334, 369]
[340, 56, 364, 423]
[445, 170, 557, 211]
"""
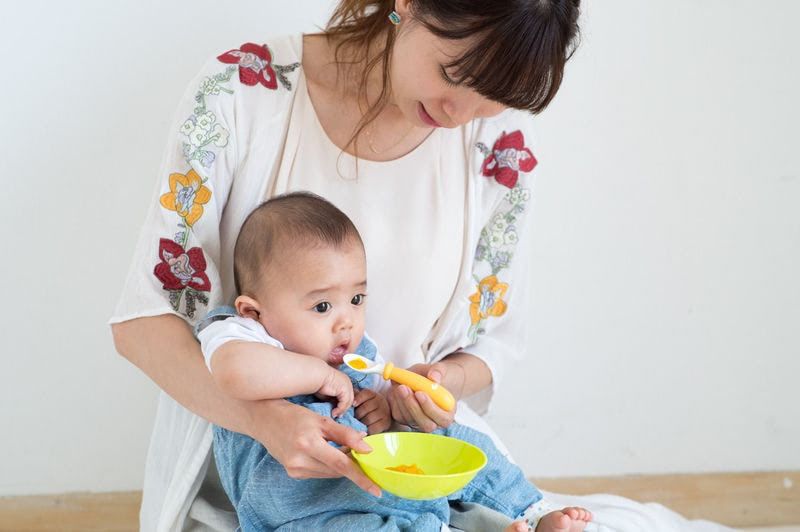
[111, 34, 545, 531]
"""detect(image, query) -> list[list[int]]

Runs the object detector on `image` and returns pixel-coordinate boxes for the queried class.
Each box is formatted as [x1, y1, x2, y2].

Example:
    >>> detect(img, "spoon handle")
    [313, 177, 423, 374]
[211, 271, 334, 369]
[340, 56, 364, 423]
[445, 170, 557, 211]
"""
[383, 362, 456, 412]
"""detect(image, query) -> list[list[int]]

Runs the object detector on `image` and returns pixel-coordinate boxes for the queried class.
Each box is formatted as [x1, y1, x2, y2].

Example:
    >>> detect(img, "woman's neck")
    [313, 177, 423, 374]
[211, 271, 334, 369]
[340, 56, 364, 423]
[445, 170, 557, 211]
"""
[304, 32, 395, 109]
[302, 32, 431, 162]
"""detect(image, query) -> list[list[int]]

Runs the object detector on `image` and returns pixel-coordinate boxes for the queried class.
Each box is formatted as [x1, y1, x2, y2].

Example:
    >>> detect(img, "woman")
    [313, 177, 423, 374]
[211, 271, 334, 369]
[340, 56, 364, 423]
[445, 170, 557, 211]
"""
[111, 0, 581, 530]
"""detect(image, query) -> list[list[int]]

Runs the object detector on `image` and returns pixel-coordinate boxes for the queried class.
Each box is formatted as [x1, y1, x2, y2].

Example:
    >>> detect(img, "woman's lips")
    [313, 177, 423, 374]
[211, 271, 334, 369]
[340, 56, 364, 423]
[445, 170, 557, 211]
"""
[417, 102, 442, 128]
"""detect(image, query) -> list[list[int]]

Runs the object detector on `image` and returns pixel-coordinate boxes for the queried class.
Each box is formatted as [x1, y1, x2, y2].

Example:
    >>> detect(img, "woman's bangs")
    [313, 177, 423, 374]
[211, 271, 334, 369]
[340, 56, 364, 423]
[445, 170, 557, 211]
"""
[425, 13, 573, 114]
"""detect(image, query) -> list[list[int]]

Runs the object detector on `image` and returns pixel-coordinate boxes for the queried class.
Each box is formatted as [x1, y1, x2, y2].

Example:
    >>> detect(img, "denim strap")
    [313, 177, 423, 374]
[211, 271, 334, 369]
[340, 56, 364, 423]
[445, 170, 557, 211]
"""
[193, 305, 238, 338]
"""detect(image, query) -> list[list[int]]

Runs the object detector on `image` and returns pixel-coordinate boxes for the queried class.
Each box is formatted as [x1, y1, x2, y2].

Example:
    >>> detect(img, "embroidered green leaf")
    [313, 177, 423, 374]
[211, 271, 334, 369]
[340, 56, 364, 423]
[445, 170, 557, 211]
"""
[467, 183, 531, 342]
[168, 290, 181, 312]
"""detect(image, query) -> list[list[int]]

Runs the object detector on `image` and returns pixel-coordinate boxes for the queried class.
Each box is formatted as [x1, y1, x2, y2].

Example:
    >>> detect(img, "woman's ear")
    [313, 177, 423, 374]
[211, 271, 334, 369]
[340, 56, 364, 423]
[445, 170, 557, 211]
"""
[395, 0, 412, 17]
[235, 295, 261, 321]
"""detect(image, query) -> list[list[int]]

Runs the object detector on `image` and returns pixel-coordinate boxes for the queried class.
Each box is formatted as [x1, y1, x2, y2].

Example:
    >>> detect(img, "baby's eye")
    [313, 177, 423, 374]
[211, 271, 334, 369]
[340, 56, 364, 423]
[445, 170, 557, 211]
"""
[314, 302, 331, 313]
[351, 294, 366, 306]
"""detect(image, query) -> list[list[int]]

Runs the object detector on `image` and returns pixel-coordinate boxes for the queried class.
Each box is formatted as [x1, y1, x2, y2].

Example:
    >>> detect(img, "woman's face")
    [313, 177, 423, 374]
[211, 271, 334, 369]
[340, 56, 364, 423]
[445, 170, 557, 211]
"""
[390, 2, 507, 129]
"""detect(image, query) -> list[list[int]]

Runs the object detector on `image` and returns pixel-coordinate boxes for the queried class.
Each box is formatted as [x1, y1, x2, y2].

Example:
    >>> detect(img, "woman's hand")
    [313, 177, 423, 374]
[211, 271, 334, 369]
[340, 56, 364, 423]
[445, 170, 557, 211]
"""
[386, 361, 464, 432]
[354, 389, 392, 434]
[112, 315, 382, 496]
[253, 399, 381, 497]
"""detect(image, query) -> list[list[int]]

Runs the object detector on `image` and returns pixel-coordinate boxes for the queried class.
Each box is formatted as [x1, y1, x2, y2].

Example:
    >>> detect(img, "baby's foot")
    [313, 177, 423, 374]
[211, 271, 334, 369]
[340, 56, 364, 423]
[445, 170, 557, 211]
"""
[504, 521, 530, 532]
[533, 507, 593, 532]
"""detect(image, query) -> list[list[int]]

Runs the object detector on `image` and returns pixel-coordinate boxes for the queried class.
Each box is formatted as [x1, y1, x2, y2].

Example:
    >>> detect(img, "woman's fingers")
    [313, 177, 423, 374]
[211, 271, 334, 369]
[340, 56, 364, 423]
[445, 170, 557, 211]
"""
[388, 385, 412, 426]
[317, 418, 381, 496]
[389, 384, 454, 431]
[320, 416, 371, 453]
[312, 440, 381, 497]
[401, 386, 437, 432]
[396, 386, 416, 426]
[266, 404, 380, 495]
[413, 390, 454, 428]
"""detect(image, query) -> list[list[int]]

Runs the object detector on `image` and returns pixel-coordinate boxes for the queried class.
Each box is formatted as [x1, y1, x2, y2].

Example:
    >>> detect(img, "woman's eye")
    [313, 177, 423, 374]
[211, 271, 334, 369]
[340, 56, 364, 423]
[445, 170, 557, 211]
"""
[351, 294, 365, 305]
[440, 65, 460, 87]
[314, 302, 331, 313]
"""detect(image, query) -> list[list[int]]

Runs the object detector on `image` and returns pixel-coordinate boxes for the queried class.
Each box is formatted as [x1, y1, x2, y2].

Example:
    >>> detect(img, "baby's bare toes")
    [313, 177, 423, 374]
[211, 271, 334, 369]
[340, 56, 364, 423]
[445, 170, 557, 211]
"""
[505, 520, 529, 532]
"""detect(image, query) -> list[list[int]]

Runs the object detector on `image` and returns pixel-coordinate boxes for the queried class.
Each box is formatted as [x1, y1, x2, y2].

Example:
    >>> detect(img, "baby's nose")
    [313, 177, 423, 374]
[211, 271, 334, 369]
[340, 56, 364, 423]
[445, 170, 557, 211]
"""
[335, 314, 353, 331]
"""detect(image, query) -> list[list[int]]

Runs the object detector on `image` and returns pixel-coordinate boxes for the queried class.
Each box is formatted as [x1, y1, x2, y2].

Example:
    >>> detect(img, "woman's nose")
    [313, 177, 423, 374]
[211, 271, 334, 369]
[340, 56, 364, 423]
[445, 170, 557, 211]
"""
[442, 99, 473, 127]
[444, 95, 506, 126]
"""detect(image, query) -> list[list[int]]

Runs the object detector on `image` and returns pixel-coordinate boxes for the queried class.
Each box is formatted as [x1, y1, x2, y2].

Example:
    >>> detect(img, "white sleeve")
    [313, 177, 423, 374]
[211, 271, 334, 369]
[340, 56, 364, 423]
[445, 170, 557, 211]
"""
[108, 56, 241, 327]
[463, 184, 535, 409]
[196, 316, 283, 372]
[460, 110, 539, 413]
[109, 39, 301, 328]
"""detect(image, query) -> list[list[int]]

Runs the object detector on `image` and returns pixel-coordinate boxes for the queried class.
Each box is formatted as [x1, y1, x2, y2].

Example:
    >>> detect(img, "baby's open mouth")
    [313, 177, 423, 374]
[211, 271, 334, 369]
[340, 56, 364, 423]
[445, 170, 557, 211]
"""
[328, 342, 350, 366]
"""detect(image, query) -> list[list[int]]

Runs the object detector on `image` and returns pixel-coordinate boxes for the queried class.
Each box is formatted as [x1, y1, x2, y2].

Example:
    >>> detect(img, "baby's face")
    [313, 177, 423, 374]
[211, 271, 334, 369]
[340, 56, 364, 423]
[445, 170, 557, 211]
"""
[257, 242, 367, 366]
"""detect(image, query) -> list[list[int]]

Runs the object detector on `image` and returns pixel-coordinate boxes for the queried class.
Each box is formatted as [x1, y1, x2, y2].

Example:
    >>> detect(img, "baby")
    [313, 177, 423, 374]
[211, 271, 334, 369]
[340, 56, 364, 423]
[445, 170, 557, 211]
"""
[196, 191, 592, 532]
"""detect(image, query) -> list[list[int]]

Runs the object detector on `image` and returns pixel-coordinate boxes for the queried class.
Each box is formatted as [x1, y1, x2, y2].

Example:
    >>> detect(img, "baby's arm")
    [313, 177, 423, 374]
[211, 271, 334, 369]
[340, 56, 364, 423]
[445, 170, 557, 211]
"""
[199, 316, 354, 415]
[212, 341, 336, 399]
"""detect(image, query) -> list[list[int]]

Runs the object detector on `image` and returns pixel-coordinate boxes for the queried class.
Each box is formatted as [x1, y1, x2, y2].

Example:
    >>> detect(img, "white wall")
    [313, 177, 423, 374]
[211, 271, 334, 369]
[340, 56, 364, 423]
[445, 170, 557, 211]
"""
[0, 1, 797, 496]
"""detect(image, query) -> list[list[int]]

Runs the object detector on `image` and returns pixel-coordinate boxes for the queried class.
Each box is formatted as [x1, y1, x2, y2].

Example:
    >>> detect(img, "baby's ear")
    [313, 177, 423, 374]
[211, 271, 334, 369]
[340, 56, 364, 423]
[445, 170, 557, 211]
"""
[234, 295, 261, 321]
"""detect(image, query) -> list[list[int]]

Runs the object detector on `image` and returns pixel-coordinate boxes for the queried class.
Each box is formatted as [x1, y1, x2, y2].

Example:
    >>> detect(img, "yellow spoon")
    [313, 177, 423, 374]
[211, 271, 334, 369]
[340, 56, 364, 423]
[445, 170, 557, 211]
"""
[343, 354, 456, 412]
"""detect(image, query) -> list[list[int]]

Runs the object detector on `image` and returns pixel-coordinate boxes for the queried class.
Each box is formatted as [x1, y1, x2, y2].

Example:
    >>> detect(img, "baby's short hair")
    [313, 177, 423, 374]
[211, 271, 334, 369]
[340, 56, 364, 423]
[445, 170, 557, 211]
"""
[233, 191, 363, 296]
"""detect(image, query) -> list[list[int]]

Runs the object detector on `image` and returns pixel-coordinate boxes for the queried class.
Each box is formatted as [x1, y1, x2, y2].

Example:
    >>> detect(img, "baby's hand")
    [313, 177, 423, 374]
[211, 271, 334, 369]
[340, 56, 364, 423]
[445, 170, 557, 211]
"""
[317, 367, 355, 417]
[354, 389, 392, 434]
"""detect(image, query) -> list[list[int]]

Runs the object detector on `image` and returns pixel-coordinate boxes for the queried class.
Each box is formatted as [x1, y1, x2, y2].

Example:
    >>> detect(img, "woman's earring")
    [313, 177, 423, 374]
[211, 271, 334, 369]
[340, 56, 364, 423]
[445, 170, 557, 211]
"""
[388, 11, 401, 25]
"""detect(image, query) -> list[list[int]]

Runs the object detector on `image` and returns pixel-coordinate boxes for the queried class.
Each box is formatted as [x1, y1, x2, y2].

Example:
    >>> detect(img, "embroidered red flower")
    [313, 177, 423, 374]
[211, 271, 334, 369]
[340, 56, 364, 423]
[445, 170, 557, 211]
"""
[217, 43, 279, 89]
[480, 130, 538, 188]
[153, 238, 211, 292]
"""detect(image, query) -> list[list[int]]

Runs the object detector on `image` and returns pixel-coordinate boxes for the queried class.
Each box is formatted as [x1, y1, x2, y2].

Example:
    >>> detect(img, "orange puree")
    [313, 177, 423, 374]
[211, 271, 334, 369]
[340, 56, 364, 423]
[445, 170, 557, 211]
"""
[349, 359, 367, 369]
[386, 464, 425, 475]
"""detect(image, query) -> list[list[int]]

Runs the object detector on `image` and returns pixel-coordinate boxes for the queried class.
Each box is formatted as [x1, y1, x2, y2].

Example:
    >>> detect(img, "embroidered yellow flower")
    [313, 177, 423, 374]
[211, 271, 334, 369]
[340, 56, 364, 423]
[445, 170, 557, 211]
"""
[159, 169, 211, 226]
[469, 275, 508, 325]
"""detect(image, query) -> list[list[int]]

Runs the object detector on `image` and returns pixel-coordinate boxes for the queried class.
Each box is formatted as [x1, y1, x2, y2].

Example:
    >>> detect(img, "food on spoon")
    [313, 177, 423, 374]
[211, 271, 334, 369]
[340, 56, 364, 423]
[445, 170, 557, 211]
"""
[348, 358, 368, 369]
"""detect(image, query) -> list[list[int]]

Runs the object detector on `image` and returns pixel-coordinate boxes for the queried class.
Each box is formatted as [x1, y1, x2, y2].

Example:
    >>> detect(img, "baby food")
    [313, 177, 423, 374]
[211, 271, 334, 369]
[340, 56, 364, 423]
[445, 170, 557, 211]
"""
[386, 464, 425, 475]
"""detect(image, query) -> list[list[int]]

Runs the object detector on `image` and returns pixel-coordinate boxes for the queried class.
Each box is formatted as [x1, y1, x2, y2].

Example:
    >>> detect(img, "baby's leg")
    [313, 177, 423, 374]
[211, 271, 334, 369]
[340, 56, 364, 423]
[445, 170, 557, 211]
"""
[444, 424, 540, 517]
[273, 510, 443, 532]
[443, 424, 592, 531]
[448, 501, 515, 530]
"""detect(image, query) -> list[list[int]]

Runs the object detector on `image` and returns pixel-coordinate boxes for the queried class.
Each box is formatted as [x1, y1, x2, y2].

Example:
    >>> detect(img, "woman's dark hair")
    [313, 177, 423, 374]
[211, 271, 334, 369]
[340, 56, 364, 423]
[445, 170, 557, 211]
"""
[325, 0, 581, 150]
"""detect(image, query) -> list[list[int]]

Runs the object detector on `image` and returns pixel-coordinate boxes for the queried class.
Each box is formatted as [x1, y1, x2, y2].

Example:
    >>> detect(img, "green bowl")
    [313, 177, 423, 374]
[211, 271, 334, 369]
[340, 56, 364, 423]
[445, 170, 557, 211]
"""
[351, 432, 487, 500]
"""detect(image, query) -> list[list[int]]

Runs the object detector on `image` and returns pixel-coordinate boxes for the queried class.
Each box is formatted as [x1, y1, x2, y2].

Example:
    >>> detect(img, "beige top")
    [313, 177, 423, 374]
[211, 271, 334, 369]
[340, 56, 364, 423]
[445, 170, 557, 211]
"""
[284, 71, 465, 368]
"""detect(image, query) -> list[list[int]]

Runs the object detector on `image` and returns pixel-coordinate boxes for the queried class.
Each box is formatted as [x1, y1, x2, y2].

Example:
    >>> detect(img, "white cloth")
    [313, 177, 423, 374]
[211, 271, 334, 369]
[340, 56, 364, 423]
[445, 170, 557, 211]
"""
[196, 315, 283, 371]
[111, 34, 534, 531]
[542, 491, 735, 532]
